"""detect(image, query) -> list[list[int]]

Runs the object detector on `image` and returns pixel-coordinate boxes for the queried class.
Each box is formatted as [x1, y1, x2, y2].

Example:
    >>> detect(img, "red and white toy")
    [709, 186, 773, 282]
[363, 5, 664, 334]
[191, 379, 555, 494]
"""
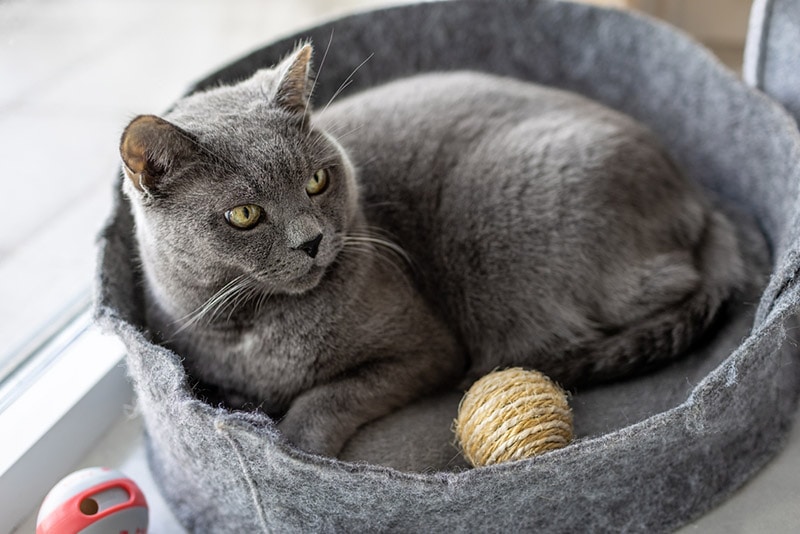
[36, 467, 148, 534]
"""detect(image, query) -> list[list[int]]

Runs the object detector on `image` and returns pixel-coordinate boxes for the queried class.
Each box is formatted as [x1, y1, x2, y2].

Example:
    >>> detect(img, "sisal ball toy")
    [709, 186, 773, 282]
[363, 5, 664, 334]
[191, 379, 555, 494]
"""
[455, 367, 573, 467]
[36, 467, 148, 534]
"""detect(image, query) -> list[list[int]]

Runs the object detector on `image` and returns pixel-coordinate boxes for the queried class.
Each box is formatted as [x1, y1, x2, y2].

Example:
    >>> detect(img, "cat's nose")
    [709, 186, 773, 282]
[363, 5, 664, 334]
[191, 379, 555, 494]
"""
[296, 234, 323, 258]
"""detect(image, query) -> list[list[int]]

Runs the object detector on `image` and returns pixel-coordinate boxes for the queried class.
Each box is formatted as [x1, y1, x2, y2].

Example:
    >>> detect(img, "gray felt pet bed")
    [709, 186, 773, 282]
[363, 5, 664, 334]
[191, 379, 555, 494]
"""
[95, 0, 800, 531]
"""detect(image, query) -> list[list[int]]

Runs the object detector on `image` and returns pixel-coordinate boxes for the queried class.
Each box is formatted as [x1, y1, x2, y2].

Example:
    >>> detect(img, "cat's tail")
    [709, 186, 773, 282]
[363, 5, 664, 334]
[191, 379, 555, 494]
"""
[559, 209, 746, 388]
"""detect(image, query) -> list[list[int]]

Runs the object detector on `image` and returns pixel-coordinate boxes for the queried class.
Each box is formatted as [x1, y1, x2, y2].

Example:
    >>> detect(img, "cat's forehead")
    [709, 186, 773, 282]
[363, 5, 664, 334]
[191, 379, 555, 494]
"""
[169, 92, 277, 134]
[158, 74, 338, 175]
[167, 101, 305, 160]
[170, 69, 283, 120]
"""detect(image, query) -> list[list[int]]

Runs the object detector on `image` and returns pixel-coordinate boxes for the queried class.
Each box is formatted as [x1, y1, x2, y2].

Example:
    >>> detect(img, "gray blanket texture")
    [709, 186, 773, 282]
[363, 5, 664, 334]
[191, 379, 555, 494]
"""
[95, 0, 800, 531]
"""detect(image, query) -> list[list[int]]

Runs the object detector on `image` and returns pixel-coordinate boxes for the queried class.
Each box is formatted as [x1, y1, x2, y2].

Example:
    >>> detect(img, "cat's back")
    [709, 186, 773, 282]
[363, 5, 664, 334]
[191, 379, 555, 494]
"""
[318, 70, 700, 288]
[318, 71, 741, 385]
[318, 71, 633, 161]
[318, 71, 675, 226]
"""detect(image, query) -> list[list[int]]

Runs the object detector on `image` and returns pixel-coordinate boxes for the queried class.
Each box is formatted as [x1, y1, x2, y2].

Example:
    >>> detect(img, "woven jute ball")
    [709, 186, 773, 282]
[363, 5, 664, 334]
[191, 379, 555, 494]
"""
[455, 367, 573, 467]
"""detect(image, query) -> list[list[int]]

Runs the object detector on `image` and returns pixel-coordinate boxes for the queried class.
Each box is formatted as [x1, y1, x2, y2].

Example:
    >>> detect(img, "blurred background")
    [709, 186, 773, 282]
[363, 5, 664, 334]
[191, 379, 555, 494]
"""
[601, 0, 751, 67]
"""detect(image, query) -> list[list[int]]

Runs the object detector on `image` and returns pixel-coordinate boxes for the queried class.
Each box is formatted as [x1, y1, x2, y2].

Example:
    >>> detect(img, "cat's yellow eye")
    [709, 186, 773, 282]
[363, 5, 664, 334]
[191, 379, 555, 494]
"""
[306, 168, 329, 196]
[225, 204, 263, 229]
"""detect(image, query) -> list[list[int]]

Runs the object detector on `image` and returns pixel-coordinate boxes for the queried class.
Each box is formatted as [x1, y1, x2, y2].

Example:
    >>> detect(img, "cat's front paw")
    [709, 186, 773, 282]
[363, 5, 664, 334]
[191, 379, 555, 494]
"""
[277, 410, 348, 457]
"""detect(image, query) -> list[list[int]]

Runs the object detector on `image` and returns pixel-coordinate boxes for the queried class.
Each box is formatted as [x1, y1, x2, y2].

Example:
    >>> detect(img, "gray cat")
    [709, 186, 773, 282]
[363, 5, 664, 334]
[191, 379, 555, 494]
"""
[119, 44, 743, 457]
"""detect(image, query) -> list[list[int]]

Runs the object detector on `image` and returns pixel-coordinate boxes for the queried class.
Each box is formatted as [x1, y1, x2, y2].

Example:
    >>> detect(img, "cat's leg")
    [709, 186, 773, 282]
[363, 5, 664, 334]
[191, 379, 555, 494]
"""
[277, 353, 460, 457]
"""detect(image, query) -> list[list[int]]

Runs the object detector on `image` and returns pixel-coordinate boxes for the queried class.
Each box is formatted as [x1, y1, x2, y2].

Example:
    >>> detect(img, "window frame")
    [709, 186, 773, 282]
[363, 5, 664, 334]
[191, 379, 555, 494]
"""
[0, 310, 130, 533]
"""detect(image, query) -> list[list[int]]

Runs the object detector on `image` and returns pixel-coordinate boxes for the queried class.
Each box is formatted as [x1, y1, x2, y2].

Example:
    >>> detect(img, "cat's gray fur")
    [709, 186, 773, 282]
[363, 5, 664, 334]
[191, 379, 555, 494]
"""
[119, 45, 744, 457]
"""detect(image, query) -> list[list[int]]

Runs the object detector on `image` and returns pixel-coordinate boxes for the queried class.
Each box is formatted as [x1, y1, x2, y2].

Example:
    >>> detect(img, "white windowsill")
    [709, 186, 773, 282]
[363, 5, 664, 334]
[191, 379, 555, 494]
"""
[0, 311, 131, 533]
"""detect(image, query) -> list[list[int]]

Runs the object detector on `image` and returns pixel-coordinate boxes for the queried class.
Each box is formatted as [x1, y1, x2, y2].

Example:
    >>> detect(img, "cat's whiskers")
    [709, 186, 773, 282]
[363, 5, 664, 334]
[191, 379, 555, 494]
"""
[305, 122, 360, 154]
[321, 120, 356, 137]
[208, 276, 268, 325]
[323, 123, 366, 144]
[302, 115, 365, 158]
[318, 53, 374, 119]
[254, 287, 276, 315]
[344, 233, 412, 268]
[343, 229, 415, 285]
[343, 240, 412, 290]
[359, 224, 404, 244]
[361, 199, 404, 209]
[173, 274, 263, 334]
[174, 275, 245, 327]
[302, 29, 335, 133]
[336, 124, 366, 142]
[222, 278, 262, 323]
[305, 128, 341, 154]
[339, 242, 378, 266]
[338, 152, 379, 170]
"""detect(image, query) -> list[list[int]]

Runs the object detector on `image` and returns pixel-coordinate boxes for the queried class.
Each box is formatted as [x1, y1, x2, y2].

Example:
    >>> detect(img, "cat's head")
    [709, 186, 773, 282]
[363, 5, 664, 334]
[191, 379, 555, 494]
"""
[120, 44, 359, 299]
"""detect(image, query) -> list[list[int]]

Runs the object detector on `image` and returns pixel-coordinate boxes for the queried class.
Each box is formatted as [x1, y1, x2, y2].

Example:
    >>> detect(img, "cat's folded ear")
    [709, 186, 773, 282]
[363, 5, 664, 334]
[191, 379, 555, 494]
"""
[272, 43, 314, 117]
[120, 115, 195, 194]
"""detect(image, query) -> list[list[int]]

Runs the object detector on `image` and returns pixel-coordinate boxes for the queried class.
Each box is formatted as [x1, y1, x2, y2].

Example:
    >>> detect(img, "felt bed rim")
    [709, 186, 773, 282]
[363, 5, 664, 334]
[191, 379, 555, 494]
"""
[94, 0, 800, 530]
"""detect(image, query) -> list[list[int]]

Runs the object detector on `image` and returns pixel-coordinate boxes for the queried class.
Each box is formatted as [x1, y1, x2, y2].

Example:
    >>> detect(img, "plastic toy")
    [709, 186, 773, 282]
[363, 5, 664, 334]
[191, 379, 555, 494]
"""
[36, 467, 148, 534]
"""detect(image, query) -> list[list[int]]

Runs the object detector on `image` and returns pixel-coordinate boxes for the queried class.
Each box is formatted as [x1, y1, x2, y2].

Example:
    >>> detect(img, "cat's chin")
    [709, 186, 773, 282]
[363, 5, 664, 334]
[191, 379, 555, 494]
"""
[280, 264, 327, 295]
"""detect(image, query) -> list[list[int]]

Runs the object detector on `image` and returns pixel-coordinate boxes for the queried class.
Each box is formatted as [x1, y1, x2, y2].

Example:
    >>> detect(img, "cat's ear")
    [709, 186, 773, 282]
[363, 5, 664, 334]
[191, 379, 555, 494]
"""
[119, 115, 195, 194]
[272, 43, 313, 116]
